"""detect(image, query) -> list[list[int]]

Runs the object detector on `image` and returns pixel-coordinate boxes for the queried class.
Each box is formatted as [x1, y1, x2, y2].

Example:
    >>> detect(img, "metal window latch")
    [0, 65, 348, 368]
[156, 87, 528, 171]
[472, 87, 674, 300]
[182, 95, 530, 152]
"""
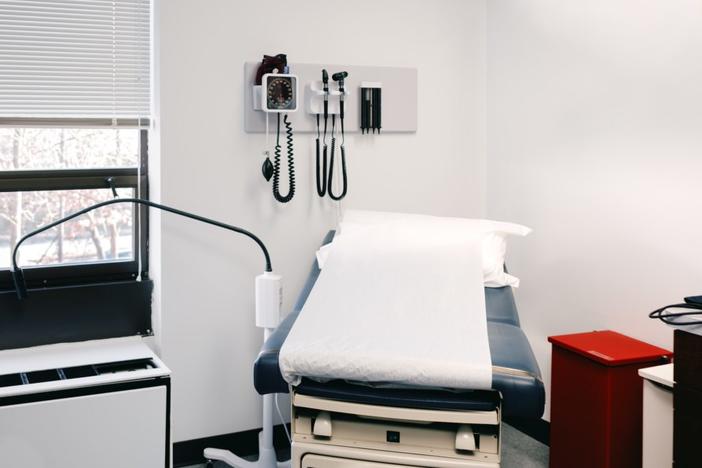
[105, 177, 119, 198]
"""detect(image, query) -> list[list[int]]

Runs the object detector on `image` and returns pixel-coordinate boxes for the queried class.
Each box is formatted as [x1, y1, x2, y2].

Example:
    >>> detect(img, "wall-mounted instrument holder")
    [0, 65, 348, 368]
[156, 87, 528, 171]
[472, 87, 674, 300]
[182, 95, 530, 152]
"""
[306, 80, 350, 115]
[248, 59, 416, 206]
[360, 81, 382, 134]
[244, 62, 417, 134]
[251, 54, 299, 204]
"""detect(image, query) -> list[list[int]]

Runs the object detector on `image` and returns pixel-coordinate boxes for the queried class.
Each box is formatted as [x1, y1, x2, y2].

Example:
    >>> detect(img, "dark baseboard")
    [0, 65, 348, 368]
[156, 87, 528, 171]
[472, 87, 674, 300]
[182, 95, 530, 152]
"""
[504, 416, 550, 446]
[173, 424, 290, 467]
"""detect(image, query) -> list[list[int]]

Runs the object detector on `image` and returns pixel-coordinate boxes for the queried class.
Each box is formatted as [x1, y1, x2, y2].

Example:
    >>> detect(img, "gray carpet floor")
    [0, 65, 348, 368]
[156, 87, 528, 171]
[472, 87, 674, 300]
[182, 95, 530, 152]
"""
[501, 424, 549, 467]
[184, 423, 548, 468]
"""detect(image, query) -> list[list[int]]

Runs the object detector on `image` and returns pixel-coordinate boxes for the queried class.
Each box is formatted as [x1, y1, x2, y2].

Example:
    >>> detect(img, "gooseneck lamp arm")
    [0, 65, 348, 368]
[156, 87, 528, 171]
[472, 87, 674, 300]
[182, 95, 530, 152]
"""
[10, 197, 274, 300]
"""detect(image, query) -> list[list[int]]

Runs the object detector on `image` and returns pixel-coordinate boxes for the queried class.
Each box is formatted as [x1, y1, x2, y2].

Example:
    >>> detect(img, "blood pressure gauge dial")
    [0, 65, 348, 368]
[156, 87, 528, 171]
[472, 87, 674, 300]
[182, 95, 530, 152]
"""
[262, 73, 298, 113]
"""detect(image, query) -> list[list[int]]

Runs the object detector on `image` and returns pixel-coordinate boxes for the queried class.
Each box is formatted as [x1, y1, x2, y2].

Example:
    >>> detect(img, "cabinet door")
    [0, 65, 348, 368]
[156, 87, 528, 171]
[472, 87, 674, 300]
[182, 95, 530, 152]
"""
[642, 380, 673, 468]
[550, 349, 609, 468]
[0, 386, 166, 468]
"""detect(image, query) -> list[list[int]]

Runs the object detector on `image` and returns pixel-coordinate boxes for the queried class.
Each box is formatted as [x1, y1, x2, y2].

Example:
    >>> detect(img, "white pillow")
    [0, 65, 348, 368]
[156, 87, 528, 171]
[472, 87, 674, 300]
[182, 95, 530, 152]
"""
[481, 231, 520, 288]
[317, 210, 530, 288]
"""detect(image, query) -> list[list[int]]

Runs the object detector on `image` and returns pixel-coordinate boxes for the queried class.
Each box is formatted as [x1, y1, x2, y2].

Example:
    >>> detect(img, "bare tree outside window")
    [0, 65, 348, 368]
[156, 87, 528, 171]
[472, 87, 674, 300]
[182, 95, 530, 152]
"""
[0, 128, 140, 270]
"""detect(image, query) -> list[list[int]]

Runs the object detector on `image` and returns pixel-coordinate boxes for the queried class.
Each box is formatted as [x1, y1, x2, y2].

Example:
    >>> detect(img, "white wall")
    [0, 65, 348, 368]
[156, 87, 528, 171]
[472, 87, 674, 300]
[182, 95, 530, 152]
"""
[156, 0, 487, 442]
[487, 0, 702, 419]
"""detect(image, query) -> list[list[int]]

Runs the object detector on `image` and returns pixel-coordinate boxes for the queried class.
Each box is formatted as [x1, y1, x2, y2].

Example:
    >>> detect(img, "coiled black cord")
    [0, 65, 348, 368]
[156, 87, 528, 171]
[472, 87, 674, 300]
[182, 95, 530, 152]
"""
[328, 114, 348, 201]
[649, 303, 702, 326]
[315, 114, 327, 196]
[272, 113, 295, 203]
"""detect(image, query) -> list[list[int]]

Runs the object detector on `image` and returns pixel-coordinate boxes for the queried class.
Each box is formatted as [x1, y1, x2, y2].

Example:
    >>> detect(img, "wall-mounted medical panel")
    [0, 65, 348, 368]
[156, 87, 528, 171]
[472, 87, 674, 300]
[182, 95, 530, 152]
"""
[244, 62, 417, 134]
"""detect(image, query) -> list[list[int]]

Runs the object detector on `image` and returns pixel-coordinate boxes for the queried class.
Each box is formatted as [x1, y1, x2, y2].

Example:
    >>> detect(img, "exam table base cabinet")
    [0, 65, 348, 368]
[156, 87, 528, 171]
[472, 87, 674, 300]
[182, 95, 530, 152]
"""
[291, 391, 501, 468]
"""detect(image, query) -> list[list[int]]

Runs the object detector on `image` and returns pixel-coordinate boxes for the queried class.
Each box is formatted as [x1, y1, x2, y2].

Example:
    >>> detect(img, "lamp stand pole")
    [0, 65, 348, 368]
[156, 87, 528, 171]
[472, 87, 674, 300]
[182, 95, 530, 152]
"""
[205, 272, 290, 468]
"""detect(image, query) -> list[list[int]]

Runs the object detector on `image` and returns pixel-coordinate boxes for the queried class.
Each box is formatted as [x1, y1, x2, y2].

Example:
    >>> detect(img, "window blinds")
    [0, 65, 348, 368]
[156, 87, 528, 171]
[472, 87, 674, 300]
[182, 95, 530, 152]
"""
[0, 0, 151, 127]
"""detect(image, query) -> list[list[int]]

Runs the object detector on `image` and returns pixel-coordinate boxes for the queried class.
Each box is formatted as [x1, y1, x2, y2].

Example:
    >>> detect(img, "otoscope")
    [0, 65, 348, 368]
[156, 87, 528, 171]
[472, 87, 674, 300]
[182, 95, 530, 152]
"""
[316, 69, 330, 197]
[323, 69, 330, 124]
[328, 71, 349, 201]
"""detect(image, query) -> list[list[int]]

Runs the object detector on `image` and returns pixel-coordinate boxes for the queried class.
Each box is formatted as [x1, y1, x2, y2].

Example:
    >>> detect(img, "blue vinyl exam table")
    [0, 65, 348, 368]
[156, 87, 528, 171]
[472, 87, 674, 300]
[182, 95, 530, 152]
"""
[254, 233, 545, 468]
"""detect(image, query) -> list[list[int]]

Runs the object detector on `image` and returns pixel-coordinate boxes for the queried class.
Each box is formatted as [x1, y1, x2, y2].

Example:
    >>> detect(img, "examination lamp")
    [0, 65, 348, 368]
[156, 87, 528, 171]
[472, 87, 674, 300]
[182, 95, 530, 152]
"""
[10, 197, 281, 331]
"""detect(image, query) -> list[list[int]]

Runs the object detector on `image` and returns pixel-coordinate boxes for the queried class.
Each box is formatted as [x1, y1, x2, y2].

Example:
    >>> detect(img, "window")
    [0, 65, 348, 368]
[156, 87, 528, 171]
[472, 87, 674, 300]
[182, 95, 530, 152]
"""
[0, 1, 151, 292]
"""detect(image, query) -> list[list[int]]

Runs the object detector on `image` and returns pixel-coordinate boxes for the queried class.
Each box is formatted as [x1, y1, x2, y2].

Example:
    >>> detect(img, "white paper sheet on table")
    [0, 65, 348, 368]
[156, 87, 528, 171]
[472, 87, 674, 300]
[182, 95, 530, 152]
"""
[279, 214, 492, 390]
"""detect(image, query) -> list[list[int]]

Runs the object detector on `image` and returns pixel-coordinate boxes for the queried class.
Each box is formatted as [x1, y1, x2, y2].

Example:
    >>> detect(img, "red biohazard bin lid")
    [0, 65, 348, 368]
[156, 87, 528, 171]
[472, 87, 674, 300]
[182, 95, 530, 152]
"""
[548, 330, 672, 366]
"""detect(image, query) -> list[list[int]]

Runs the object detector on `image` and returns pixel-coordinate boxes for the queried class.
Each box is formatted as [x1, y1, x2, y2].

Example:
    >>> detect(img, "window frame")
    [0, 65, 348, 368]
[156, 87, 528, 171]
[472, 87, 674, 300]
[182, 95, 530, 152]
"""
[0, 129, 149, 292]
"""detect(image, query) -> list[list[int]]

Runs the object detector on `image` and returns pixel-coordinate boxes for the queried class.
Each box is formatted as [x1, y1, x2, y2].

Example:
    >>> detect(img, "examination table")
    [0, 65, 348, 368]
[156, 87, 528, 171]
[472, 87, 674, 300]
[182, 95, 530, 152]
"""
[254, 232, 545, 467]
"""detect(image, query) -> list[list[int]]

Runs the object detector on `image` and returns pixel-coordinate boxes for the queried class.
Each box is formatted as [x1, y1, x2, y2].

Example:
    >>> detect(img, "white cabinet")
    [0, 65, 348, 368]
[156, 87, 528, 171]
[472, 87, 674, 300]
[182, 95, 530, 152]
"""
[0, 386, 167, 467]
[639, 363, 674, 468]
[0, 338, 171, 468]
